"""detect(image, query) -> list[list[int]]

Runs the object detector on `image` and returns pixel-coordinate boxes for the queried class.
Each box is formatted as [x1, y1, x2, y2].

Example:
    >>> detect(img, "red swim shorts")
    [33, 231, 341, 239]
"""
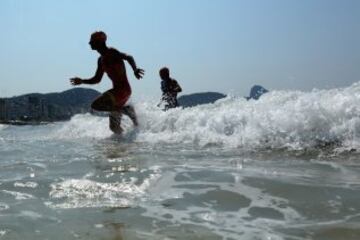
[104, 88, 131, 108]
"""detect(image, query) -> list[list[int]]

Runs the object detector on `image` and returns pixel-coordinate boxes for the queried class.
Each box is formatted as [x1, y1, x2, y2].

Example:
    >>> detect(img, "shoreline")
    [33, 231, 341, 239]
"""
[0, 120, 52, 126]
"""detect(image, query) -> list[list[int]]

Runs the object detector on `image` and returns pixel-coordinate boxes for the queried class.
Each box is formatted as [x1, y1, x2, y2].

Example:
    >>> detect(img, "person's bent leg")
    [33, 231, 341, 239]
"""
[91, 90, 124, 134]
[109, 111, 123, 134]
[122, 105, 138, 126]
[91, 91, 119, 112]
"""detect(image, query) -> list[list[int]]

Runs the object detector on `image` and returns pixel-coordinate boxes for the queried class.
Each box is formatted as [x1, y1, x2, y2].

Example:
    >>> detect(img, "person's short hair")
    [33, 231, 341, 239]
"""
[159, 67, 169, 77]
[90, 31, 107, 43]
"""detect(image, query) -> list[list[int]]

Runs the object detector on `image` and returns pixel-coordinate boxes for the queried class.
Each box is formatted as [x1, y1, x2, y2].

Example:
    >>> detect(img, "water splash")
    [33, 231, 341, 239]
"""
[2, 82, 360, 152]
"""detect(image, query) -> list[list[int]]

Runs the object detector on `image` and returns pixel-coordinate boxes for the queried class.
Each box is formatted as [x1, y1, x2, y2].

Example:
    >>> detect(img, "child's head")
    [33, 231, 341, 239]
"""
[159, 67, 170, 80]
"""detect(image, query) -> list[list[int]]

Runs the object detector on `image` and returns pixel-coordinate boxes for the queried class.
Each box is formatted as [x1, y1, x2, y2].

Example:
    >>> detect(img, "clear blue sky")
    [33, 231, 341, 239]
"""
[0, 0, 359, 98]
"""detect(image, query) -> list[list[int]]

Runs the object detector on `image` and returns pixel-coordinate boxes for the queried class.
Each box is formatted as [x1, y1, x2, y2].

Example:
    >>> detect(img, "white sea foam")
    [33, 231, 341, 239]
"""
[14, 181, 38, 188]
[0, 124, 5, 142]
[142, 83, 360, 150]
[48, 167, 161, 209]
[0, 202, 9, 211]
[52, 113, 111, 139]
[0, 230, 6, 237]
[19, 210, 43, 220]
[4, 82, 360, 152]
[142, 166, 303, 240]
[1, 190, 35, 200]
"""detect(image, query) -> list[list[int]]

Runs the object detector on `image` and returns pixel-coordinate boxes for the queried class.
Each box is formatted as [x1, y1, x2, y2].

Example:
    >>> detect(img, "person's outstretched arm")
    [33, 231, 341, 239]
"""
[118, 51, 144, 80]
[70, 58, 104, 85]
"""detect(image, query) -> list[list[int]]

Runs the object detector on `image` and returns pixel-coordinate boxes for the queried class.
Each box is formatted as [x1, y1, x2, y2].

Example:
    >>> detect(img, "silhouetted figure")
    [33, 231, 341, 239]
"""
[159, 67, 182, 110]
[70, 31, 144, 134]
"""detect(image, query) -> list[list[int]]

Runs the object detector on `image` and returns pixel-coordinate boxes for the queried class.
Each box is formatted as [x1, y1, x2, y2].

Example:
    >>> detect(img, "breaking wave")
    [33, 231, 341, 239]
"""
[2, 82, 360, 152]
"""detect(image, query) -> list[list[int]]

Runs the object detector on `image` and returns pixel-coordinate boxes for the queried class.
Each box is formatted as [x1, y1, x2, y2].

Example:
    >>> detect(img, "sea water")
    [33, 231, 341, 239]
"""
[1, 83, 360, 240]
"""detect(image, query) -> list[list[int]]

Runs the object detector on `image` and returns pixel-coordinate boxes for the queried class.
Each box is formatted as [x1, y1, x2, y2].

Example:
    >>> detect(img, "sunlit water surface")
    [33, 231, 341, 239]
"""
[1, 84, 360, 240]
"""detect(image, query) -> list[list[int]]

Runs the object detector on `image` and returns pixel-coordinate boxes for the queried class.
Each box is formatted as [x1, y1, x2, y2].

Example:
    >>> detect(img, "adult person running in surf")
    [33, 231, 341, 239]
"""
[70, 31, 144, 134]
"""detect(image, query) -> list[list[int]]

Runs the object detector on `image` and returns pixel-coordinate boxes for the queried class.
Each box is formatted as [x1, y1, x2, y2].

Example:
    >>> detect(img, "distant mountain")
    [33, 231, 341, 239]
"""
[176, 85, 269, 108]
[178, 92, 227, 108]
[41, 88, 101, 107]
[11, 88, 101, 107]
[0, 88, 101, 123]
[1, 85, 270, 124]
[245, 85, 268, 100]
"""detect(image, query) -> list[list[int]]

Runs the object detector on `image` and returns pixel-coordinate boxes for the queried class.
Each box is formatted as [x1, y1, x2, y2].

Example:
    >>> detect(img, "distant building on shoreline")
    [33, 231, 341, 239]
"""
[0, 99, 7, 120]
[0, 88, 100, 123]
